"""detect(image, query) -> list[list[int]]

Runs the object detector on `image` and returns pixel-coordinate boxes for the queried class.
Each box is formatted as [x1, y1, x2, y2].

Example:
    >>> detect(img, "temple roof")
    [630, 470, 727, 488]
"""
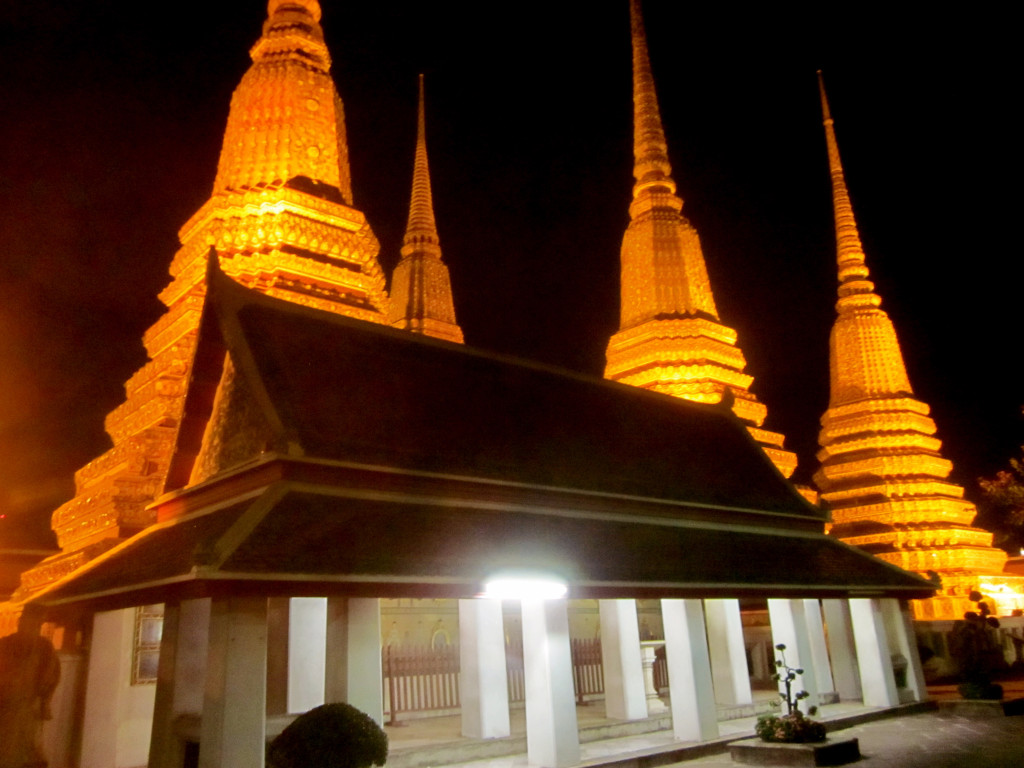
[218, 280, 798, 511]
[27, 268, 934, 612]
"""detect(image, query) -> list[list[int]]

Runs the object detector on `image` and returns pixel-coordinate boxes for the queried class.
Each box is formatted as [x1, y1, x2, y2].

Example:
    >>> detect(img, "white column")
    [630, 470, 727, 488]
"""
[767, 599, 819, 711]
[175, 599, 212, 715]
[265, 598, 289, 715]
[325, 598, 384, 725]
[150, 602, 184, 768]
[882, 598, 927, 702]
[704, 599, 752, 707]
[151, 598, 212, 768]
[199, 597, 268, 768]
[459, 598, 511, 738]
[662, 599, 718, 742]
[802, 599, 836, 700]
[822, 599, 861, 701]
[848, 598, 899, 708]
[80, 608, 157, 768]
[288, 597, 327, 713]
[521, 599, 580, 768]
[639, 641, 667, 715]
[42, 648, 84, 768]
[598, 599, 648, 720]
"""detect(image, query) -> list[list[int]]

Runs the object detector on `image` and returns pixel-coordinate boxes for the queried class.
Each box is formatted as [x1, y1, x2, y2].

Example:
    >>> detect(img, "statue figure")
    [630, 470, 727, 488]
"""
[0, 629, 60, 768]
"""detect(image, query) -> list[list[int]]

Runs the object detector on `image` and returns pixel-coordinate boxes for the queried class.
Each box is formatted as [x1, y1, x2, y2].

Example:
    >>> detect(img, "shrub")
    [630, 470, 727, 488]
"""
[267, 703, 388, 768]
[949, 590, 1006, 700]
[756, 710, 827, 743]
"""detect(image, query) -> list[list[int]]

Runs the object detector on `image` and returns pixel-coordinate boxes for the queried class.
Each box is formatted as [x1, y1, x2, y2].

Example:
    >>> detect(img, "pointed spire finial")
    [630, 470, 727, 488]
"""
[607, 0, 797, 478]
[818, 71, 879, 313]
[402, 74, 441, 257]
[629, 0, 677, 199]
[816, 70, 832, 122]
[389, 76, 463, 343]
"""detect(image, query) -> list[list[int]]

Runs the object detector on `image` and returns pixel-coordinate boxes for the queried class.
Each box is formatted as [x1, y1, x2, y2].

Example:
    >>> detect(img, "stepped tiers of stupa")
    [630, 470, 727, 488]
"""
[8, 0, 462, 607]
[813, 73, 1022, 620]
[604, 0, 797, 480]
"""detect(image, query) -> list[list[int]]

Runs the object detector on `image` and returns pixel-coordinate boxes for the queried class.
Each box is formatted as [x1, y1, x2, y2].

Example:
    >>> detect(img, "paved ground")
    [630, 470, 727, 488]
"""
[672, 709, 1024, 768]
[386, 679, 1024, 767]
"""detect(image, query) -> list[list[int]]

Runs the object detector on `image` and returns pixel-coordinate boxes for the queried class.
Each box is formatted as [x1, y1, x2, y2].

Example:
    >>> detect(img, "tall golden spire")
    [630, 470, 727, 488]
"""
[388, 75, 464, 344]
[605, 0, 796, 479]
[814, 73, 1009, 619]
[10, 0, 389, 600]
[214, 0, 351, 201]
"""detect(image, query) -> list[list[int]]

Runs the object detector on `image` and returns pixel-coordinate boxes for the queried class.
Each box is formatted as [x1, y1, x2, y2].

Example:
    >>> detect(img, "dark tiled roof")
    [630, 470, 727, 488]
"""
[224, 276, 814, 518]
[30, 271, 935, 610]
[37, 488, 933, 607]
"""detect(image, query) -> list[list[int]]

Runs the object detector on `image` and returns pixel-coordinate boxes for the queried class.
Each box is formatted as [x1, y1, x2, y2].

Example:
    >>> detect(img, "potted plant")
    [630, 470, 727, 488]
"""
[754, 644, 827, 743]
[731, 644, 860, 765]
[267, 703, 389, 768]
[949, 590, 1006, 700]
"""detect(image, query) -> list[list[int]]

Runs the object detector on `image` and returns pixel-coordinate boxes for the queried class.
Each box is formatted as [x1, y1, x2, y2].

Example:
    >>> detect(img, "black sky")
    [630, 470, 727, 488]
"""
[0, 1, 1019, 544]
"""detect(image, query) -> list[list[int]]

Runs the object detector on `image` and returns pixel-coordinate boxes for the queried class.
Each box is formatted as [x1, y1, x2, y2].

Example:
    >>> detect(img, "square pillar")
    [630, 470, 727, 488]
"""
[598, 599, 648, 720]
[802, 599, 836, 701]
[521, 599, 580, 768]
[767, 599, 819, 711]
[80, 607, 157, 768]
[43, 646, 85, 768]
[265, 598, 289, 715]
[150, 602, 184, 768]
[459, 598, 511, 738]
[325, 598, 383, 725]
[288, 597, 327, 713]
[152, 599, 211, 767]
[881, 598, 928, 702]
[848, 598, 899, 708]
[704, 599, 752, 707]
[199, 597, 268, 768]
[822, 599, 861, 701]
[661, 599, 718, 742]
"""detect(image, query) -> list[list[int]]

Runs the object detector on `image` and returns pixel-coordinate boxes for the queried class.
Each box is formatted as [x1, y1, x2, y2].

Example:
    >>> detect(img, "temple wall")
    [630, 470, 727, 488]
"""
[80, 608, 156, 768]
[380, 598, 666, 647]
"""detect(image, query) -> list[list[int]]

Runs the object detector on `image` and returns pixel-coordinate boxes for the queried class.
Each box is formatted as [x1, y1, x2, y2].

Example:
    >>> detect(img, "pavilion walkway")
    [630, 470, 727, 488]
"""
[381, 694, 935, 768]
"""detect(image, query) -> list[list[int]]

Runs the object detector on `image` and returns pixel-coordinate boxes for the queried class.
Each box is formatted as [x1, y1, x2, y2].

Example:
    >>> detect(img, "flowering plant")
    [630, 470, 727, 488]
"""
[755, 644, 826, 743]
[755, 709, 827, 743]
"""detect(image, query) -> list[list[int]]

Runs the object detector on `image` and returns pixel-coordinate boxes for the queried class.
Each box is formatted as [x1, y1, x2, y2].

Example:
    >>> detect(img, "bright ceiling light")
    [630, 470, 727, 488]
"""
[481, 576, 568, 600]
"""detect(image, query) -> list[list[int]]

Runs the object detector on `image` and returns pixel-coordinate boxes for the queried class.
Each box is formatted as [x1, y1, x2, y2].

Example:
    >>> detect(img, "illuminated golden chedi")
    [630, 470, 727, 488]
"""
[606, 0, 796, 479]
[814, 74, 1007, 619]
[388, 76, 464, 344]
[12, 0, 388, 598]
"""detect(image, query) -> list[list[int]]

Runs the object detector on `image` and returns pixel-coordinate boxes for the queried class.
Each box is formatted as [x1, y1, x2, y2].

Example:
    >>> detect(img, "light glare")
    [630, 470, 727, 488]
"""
[482, 577, 568, 600]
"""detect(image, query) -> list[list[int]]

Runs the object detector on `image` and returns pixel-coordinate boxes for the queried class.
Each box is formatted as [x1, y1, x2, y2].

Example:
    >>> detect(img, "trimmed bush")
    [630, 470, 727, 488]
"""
[267, 703, 388, 768]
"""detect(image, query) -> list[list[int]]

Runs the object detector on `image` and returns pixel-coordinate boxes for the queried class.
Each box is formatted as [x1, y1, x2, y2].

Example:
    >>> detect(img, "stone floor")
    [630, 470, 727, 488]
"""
[383, 680, 1024, 768]
[674, 709, 1024, 768]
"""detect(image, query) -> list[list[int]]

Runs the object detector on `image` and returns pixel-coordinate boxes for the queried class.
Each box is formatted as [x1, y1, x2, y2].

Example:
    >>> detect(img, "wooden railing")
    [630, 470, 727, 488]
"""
[382, 636, 667, 719]
[383, 644, 460, 723]
[570, 637, 604, 703]
[506, 637, 526, 703]
[654, 653, 669, 692]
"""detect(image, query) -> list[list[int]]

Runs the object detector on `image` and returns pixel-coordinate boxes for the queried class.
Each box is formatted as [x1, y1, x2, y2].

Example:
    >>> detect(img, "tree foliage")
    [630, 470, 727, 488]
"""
[977, 451, 1024, 554]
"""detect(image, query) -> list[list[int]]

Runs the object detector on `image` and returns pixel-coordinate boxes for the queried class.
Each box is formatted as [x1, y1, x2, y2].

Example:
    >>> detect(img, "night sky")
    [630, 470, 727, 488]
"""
[1, 2, 1018, 545]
